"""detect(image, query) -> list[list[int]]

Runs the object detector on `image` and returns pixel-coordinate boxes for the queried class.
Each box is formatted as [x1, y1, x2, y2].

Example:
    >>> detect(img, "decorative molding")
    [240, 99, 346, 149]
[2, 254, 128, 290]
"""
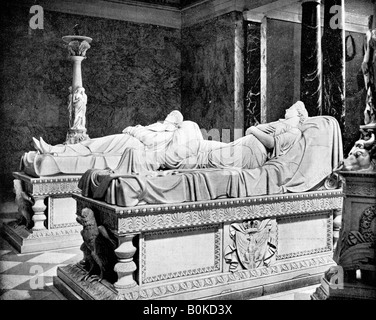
[359, 205, 376, 243]
[345, 183, 376, 198]
[276, 211, 333, 260]
[140, 224, 221, 284]
[13, 172, 81, 196]
[117, 255, 333, 300]
[243, 10, 369, 35]
[74, 189, 343, 215]
[6, 0, 371, 33]
[26, 181, 81, 196]
[8, 0, 181, 29]
[113, 196, 343, 233]
[26, 226, 82, 239]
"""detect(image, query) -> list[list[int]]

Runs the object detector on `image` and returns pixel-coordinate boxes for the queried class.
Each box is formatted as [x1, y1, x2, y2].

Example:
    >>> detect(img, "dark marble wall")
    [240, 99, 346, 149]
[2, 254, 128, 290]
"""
[181, 12, 241, 142]
[0, 4, 181, 203]
[343, 31, 367, 155]
[244, 22, 261, 128]
[266, 19, 299, 122]
[265, 19, 365, 155]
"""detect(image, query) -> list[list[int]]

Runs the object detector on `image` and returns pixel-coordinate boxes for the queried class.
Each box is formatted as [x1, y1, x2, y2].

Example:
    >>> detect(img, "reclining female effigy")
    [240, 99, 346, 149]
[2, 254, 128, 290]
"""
[52, 103, 346, 300]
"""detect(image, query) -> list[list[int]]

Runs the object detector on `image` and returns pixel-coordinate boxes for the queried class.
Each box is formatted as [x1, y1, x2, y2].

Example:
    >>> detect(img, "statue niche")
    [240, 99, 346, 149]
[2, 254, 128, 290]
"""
[224, 219, 277, 271]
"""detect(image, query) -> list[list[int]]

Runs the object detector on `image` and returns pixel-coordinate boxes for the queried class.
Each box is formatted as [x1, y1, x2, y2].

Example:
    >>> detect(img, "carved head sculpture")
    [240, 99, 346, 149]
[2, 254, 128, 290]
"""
[285, 101, 309, 125]
[342, 147, 374, 172]
[341, 134, 376, 172]
[76, 208, 97, 227]
[73, 87, 87, 104]
[164, 110, 184, 129]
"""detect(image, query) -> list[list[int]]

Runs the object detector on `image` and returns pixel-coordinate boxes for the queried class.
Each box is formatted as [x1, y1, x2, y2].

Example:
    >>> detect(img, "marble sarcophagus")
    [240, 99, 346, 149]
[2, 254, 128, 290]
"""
[54, 187, 343, 300]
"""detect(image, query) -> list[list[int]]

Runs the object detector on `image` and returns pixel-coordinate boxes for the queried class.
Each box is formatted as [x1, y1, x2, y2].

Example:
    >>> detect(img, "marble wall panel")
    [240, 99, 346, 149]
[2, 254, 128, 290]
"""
[181, 12, 241, 141]
[244, 22, 261, 128]
[0, 5, 181, 202]
[266, 19, 298, 122]
[343, 31, 368, 155]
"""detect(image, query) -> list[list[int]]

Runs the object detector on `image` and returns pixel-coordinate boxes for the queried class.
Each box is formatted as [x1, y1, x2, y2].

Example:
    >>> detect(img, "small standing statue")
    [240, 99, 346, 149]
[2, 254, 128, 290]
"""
[63, 25, 92, 144]
[68, 86, 87, 131]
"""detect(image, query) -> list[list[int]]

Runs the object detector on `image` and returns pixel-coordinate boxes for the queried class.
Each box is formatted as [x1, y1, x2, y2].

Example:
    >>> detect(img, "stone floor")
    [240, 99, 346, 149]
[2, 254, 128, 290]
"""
[0, 217, 319, 300]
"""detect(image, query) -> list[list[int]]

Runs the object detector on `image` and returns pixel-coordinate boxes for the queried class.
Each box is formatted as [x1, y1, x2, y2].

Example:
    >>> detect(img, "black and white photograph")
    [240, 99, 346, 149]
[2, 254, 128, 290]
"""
[0, 0, 375, 305]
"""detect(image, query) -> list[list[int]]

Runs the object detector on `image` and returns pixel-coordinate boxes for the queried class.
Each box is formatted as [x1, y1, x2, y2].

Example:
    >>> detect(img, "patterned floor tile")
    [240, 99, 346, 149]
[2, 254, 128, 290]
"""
[0, 274, 34, 290]
[0, 252, 42, 262]
[0, 239, 15, 251]
[1, 262, 56, 276]
[41, 292, 64, 300]
[0, 261, 21, 273]
[0, 289, 52, 300]
[26, 252, 78, 264]
[40, 265, 60, 277]
[0, 250, 12, 257]
[45, 284, 67, 300]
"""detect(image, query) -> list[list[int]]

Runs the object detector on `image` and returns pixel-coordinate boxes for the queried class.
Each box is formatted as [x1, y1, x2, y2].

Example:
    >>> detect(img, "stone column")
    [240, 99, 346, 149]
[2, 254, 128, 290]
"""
[62, 34, 92, 144]
[114, 233, 138, 290]
[300, 0, 322, 116]
[332, 208, 342, 251]
[31, 196, 47, 231]
[322, 0, 346, 129]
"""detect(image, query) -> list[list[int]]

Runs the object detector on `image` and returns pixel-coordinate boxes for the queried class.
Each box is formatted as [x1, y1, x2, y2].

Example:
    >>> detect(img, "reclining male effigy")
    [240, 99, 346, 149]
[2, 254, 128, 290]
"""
[37, 102, 344, 300]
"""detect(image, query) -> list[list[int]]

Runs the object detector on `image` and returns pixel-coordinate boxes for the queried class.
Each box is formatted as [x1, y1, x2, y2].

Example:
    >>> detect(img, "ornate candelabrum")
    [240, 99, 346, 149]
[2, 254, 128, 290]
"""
[62, 26, 92, 144]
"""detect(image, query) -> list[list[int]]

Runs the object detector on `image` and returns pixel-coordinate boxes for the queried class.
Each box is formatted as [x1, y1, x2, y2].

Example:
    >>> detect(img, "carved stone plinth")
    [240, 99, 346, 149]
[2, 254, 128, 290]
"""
[54, 189, 343, 300]
[1, 172, 83, 253]
[313, 172, 376, 300]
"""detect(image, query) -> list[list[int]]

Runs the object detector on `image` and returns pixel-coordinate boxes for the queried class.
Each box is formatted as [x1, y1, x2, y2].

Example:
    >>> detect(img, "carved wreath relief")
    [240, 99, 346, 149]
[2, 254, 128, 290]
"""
[337, 205, 376, 273]
[225, 218, 277, 271]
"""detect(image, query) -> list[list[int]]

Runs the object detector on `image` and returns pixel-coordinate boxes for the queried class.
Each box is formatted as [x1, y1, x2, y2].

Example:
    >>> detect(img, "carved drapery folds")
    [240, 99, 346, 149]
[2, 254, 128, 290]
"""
[225, 219, 277, 271]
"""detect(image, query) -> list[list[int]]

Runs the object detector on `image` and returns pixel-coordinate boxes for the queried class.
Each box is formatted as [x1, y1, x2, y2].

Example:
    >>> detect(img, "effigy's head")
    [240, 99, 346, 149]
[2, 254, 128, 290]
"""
[286, 101, 309, 125]
[164, 110, 184, 128]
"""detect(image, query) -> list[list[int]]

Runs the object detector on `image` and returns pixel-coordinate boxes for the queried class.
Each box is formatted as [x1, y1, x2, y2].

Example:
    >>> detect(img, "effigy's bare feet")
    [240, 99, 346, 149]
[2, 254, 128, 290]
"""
[39, 137, 53, 154]
[33, 137, 43, 153]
